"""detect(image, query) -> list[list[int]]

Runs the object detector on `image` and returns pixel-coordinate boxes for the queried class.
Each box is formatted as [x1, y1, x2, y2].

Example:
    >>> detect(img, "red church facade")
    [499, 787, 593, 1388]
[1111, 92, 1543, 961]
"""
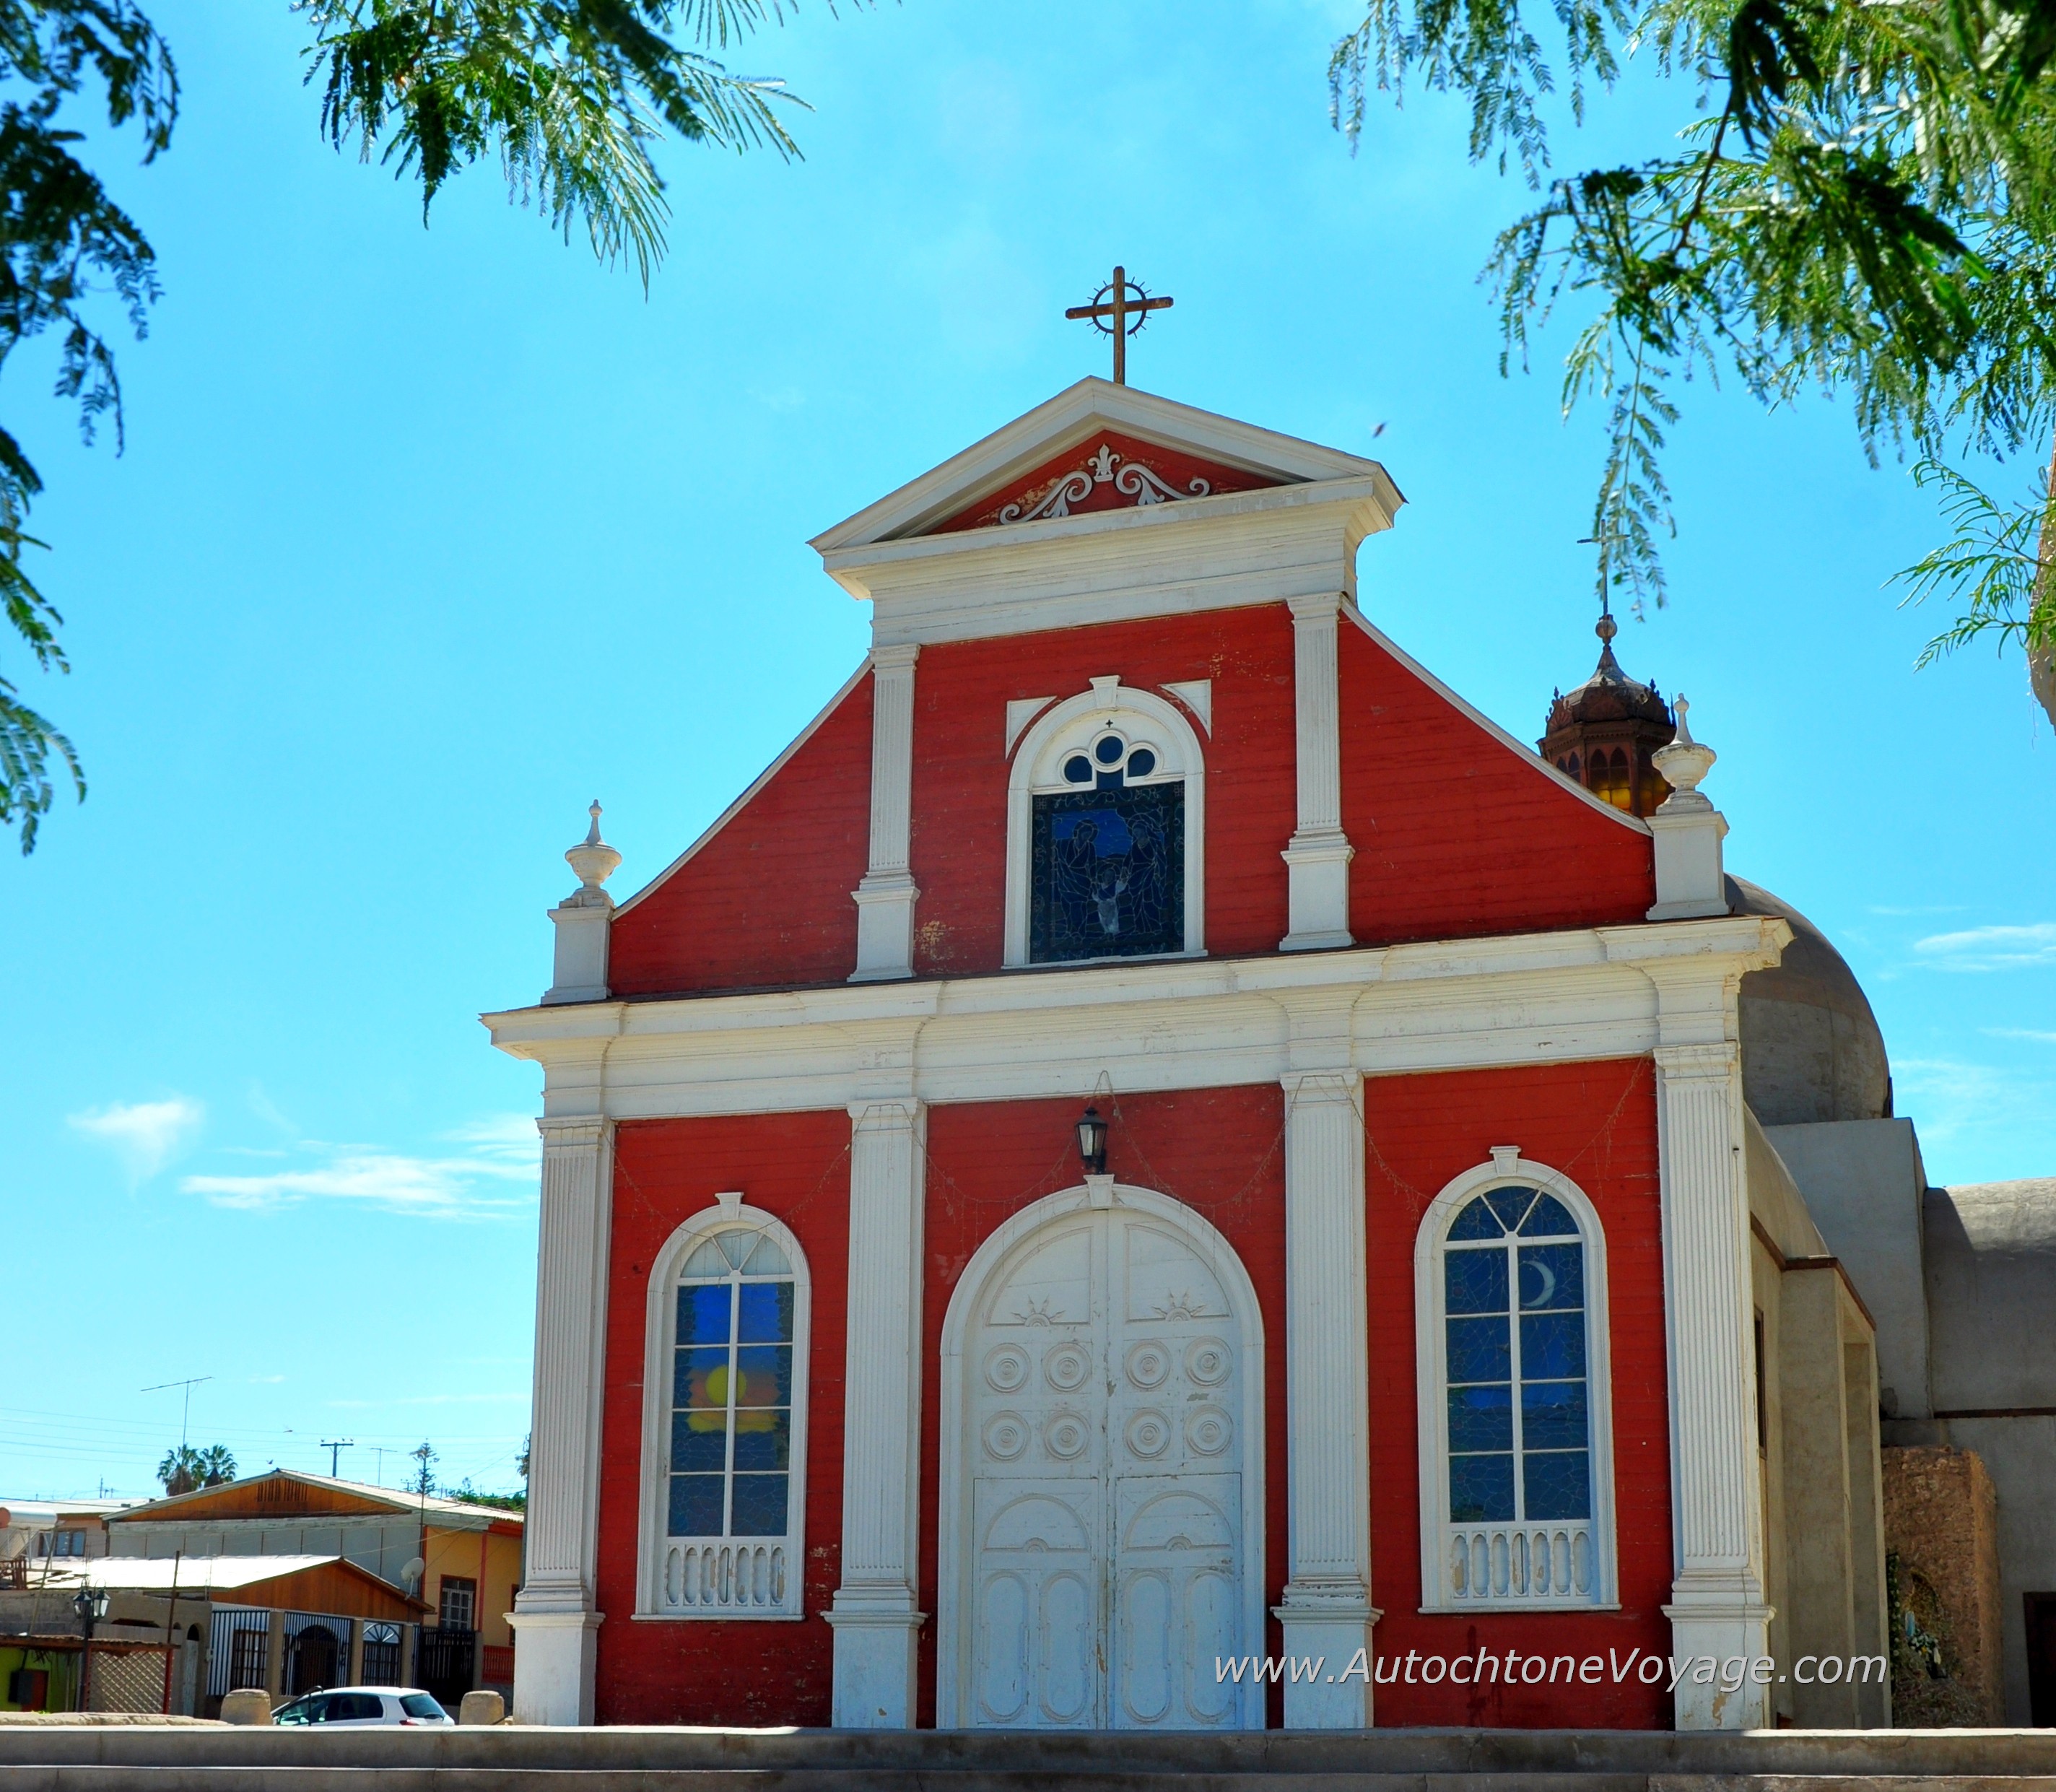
[492, 381, 1792, 1734]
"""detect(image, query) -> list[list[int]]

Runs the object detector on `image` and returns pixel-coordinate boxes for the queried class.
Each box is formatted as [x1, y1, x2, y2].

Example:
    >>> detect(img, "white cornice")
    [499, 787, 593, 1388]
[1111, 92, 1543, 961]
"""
[482, 915, 1790, 1121]
[810, 379, 1398, 551]
[824, 484, 1398, 649]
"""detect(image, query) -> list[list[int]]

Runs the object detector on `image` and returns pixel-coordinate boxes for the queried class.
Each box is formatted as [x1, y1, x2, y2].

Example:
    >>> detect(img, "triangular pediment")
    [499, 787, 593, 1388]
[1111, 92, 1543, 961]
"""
[811, 378, 1393, 551]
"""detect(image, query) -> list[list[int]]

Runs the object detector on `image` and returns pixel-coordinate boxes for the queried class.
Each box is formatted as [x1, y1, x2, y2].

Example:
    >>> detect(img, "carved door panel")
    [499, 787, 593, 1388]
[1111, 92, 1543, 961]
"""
[964, 1202, 1250, 1731]
[1105, 1213, 1244, 1730]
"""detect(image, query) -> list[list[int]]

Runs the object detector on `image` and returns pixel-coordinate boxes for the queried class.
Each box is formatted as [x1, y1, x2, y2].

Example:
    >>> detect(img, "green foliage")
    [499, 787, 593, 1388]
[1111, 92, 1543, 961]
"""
[1330, 0, 2056, 691]
[445, 1476, 526, 1510]
[298, 0, 812, 289]
[1896, 454, 2056, 659]
[0, 0, 176, 852]
[156, 1442, 237, 1494]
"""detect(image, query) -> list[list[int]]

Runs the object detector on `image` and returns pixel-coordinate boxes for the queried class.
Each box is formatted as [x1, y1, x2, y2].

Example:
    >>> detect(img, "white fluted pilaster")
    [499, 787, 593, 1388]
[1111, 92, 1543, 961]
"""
[1276, 1068, 1378, 1725]
[1655, 1039, 1772, 1728]
[826, 1100, 928, 1726]
[851, 645, 921, 981]
[509, 1116, 613, 1725]
[1281, 595, 1354, 952]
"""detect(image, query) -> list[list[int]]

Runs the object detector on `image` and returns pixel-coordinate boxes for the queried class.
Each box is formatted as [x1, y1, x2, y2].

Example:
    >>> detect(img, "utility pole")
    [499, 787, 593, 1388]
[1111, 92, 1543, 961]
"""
[319, 1440, 355, 1478]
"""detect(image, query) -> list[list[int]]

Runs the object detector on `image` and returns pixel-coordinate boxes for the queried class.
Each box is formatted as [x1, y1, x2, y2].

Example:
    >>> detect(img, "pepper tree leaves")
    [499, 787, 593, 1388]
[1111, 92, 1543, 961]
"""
[300, 0, 811, 290]
[0, 0, 175, 853]
[1333, 0, 2056, 703]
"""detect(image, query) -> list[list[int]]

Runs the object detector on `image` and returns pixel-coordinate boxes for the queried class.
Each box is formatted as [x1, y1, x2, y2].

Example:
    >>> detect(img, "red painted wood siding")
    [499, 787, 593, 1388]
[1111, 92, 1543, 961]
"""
[608, 670, 874, 998]
[918, 1088, 1291, 1727]
[593, 1113, 851, 1727]
[1339, 617, 1655, 945]
[909, 606, 1298, 975]
[1364, 1058, 1671, 1728]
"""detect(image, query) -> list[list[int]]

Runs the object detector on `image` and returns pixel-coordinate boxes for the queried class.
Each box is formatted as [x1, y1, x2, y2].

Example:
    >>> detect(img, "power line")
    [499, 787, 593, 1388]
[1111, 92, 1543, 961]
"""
[139, 1377, 212, 1452]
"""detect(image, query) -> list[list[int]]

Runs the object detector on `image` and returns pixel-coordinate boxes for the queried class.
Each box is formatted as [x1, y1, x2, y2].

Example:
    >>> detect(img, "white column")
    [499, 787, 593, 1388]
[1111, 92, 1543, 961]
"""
[826, 1100, 928, 1725]
[851, 645, 921, 981]
[508, 1116, 613, 1726]
[1655, 1039, 1773, 1728]
[1281, 594, 1355, 952]
[1275, 1068, 1378, 1725]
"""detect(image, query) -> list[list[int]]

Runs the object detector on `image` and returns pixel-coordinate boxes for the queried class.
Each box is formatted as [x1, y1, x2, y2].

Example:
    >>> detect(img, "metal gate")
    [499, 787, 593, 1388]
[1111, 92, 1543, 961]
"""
[84, 1642, 173, 1714]
[413, 1626, 476, 1709]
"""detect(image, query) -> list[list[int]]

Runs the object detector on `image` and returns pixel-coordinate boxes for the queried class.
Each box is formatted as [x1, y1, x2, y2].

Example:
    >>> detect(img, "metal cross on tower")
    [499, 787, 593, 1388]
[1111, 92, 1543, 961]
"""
[1065, 265, 1173, 386]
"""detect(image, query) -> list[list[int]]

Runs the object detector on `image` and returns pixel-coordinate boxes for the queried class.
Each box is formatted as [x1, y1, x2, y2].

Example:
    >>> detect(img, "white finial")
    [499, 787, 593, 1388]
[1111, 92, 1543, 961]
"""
[1652, 695, 1717, 803]
[562, 799, 622, 905]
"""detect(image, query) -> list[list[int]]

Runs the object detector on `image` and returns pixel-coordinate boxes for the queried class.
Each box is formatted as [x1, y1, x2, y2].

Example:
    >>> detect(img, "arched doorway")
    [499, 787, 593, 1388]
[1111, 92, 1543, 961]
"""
[937, 1184, 1265, 1730]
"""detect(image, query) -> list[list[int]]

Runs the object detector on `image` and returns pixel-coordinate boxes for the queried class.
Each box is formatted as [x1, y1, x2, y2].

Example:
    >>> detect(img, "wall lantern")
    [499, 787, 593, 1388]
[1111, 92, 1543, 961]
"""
[1076, 1105, 1108, 1177]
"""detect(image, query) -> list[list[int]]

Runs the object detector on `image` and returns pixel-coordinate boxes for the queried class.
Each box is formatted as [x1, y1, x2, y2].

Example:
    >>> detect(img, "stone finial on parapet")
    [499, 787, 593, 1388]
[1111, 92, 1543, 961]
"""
[544, 800, 619, 1004]
[1647, 697, 1731, 920]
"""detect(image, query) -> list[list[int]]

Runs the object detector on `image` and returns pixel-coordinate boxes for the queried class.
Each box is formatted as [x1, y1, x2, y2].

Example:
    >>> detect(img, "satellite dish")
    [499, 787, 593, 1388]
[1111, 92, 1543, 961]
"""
[401, 1557, 425, 1593]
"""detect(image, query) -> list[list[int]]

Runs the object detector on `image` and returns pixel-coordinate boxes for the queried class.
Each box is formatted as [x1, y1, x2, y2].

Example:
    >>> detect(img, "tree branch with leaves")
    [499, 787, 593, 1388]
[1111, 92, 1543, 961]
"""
[1332, 0, 2056, 721]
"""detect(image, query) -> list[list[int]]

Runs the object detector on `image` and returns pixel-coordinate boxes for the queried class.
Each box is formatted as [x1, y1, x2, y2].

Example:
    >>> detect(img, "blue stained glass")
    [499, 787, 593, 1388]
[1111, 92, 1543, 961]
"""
[732, 1344, 793, 1407]
[1127, 748, 1156, 778]
[1523, 1450, 1592, 1521]
[1485, 1187, 1540, 1232]
[736, 1282, 795, 1343]
[1446, 1315, 1511, 1384]
[1029, 783, 1184, 962]
[1444, 1248, 1509, 1315]
[731, 1412, 790, 1471]
[676, 1284, 733, 1347]
[730, 1474, 789, 1537]
[671, 1412, 727, 1474]
[1447, 1196, 1504, 1241]
[1094, 734, 1125, 764]
[1448, 1383, 1512, 1451]
[1518, 1193, 1578, 1237]
[1518, 1243, 1584, 1311]
[1450, 1453, 1516, 1522]
[1520, 1311, 1587, 1381]
[674, 1346, 730, 1409]
[1521, 1380, 1589, 1450]
[668, 1474, 724, 1538]
[1063, 754, 1092, 784]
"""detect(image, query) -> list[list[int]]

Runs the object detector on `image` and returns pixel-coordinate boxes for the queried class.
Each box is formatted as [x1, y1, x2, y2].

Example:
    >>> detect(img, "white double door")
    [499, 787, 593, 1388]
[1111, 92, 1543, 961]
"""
[960, 1201, 1255, 1729]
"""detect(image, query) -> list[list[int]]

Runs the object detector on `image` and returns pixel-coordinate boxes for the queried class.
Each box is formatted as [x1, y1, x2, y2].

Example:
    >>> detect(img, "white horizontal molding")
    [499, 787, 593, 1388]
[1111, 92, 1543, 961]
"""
[484, 916, 1790, 1121]
[824, 485, 1395, 648]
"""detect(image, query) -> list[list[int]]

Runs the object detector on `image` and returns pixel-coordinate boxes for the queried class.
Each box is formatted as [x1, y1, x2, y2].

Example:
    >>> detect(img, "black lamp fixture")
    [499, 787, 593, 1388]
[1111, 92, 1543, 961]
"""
[1076, 1105, 1108, 1177]
[72, 1584, 108, 1712]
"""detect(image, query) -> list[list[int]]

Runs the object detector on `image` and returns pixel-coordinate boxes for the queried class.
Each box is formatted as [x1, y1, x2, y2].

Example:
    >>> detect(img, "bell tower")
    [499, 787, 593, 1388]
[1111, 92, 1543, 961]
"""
[1540, 612, 1677, 817]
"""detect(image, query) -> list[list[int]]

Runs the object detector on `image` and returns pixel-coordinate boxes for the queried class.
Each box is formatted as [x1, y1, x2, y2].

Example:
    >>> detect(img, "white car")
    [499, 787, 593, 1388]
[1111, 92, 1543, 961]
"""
[270, 1686, 454, 1727]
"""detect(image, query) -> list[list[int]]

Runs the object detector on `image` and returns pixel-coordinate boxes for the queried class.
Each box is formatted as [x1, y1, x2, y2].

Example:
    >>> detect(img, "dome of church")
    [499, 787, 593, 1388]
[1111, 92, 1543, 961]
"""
[1539, 614, 1677, 817]
[1543, 615, 1674, 734]
[1729, 876, 1891, 1125]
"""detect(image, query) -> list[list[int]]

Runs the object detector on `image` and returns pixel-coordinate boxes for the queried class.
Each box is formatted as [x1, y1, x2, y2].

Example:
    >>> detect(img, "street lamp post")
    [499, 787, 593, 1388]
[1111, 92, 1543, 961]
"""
[72, 1585, 108, 1712]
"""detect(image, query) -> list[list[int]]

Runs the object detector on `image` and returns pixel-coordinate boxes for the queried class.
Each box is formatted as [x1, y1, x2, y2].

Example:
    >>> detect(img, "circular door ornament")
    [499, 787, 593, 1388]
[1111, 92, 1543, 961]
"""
[982, 1412, 1029, 1461]
[1185, 1337, 1232, 1387]
[1044, 1343, 1091, 1391]
[1124, 1409, 1172, 1459]
[1124, 1341, 1170, 1389]
[1043, 1411, 1090, 1461]
[983, 1345, 1031, 1394]
[1185, 1406, 1232, 1456]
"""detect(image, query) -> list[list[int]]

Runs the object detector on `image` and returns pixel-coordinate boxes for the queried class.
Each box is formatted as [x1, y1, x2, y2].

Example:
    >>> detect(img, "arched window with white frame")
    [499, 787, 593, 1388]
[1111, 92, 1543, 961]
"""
[1415, 1151, 1616, 1611]
[637, 1199, 810, 1619]
[1004, 678, 1206, 967]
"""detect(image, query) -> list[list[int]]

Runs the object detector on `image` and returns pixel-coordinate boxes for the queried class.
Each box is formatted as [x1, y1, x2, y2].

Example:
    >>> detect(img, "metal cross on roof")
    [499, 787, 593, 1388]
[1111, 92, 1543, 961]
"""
[1065, 265, 1173, 386]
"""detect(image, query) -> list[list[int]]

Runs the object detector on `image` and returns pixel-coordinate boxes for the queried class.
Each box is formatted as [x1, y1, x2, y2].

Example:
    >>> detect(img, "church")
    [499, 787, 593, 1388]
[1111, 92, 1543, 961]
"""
[485, 375, 2056, 1734]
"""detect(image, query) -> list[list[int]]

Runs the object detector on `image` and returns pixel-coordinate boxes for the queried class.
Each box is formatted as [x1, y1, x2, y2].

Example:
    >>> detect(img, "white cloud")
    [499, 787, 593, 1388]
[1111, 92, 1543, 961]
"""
[1985, 1027, 2056, 1043]
[69, 1097, 204, 1182]
[1912, 922, 2056, 972]
[1892, 1056, 2056, 1156]
[180, 1115, 539, 1220]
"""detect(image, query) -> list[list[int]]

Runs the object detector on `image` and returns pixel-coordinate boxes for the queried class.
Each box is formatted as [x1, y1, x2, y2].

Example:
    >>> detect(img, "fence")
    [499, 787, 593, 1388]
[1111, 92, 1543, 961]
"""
[84, 1642, 174, 1715]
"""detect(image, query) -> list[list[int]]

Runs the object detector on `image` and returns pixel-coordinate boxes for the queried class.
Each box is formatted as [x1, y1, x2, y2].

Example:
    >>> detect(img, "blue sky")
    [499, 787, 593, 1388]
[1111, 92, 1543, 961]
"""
[3, 0, 2050, 1502]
